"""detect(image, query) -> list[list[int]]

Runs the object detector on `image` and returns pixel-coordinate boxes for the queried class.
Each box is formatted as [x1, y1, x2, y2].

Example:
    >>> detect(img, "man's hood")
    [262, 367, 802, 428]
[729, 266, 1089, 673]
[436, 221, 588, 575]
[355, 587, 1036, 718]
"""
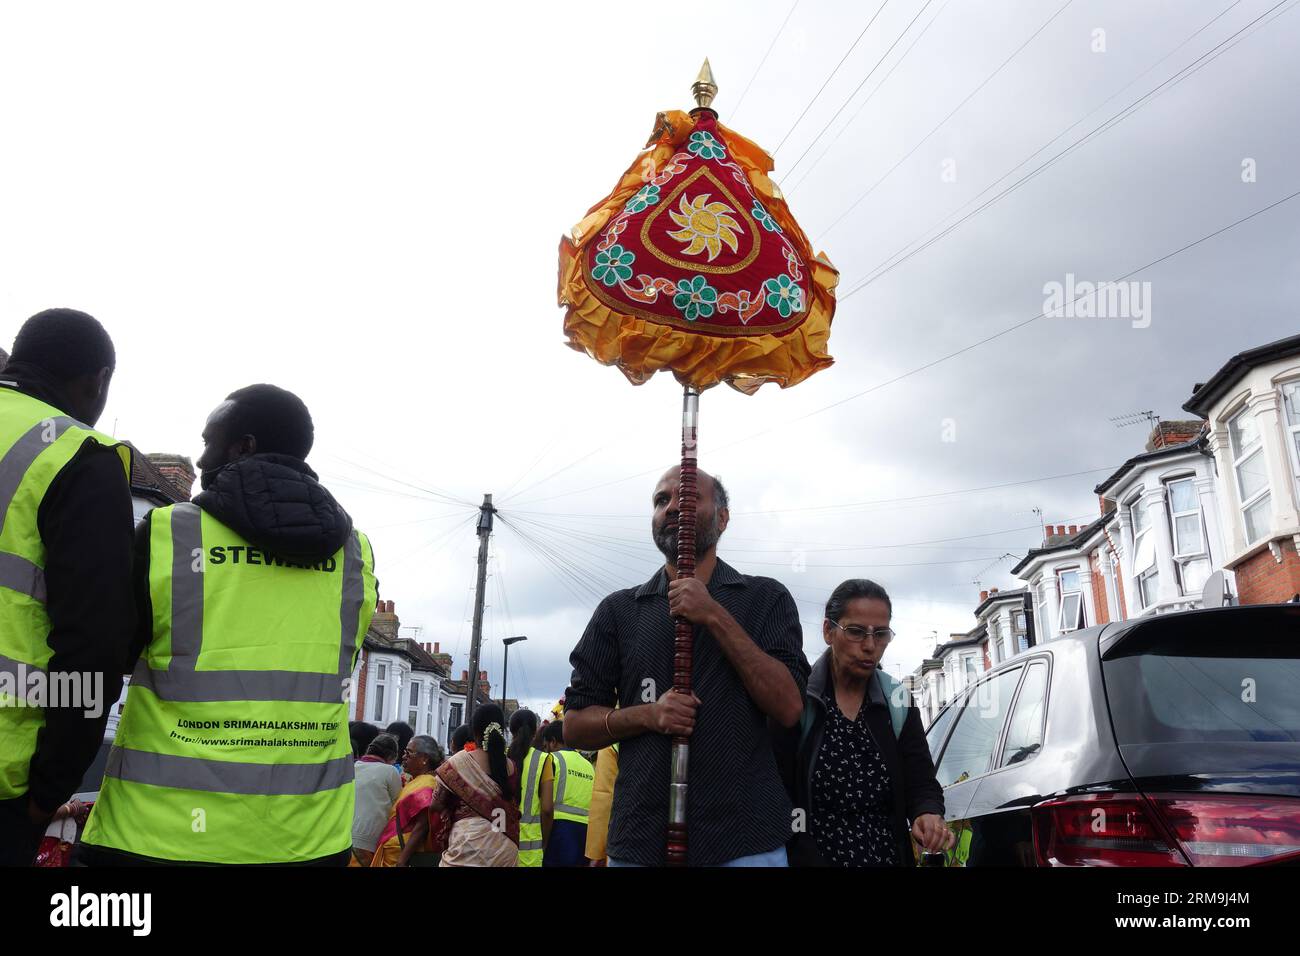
[194, 453, 352, 562]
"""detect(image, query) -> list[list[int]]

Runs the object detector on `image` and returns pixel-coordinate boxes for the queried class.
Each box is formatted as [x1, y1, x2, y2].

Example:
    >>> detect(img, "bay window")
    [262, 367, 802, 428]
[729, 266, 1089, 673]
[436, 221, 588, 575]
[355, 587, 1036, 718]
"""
[1057, 568, 1085, 632]
[1130, 494, 1159, 609]
[372, 662, 387, 722]
[1229, 407, 1272, 545]
[1284, 381, 1300, 503]
[1166, 476, 1210, 595]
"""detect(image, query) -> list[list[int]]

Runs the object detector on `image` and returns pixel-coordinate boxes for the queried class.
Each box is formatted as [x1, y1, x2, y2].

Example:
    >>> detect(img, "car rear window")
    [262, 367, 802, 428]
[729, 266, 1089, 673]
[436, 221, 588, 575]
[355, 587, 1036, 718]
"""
[1103, 609, 1300, 744]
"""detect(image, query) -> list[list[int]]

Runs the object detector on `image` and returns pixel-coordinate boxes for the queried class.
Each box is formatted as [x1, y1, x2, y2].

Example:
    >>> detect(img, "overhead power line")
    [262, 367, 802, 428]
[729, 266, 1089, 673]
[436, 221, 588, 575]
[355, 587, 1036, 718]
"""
[781, 0, 941, 181]
[731, 0, 803, 122]
[813, 0, 1075, 242]
[828, 0, 1286, 280]
[784, 0, 953, 196]
[712, 184, 1300, 452]
[772, 0, 892, 155]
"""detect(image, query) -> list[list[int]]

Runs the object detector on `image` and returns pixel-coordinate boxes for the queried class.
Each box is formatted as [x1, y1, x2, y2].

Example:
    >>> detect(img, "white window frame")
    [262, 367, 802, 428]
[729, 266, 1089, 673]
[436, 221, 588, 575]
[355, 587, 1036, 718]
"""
[1035, 578, 1050, 640]
[1228, 405, 1272, 545]
[1128, 492, 1158, 610]
[1282, 380, 1300, 506]
[1057, 567, 1085, 632]
[1165, 474, 1210, 596]
[372, 662, 389, 722]
[407, 678, 419, 729]
[1106, 550, 1122, 620]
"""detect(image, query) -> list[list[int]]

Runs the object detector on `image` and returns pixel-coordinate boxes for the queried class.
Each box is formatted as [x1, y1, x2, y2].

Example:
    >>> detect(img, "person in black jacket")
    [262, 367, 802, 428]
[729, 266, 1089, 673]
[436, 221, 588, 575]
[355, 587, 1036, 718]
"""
[75, 383, 370, 866]
[774, 579, 954, 866]
[0, 309, 135, 866]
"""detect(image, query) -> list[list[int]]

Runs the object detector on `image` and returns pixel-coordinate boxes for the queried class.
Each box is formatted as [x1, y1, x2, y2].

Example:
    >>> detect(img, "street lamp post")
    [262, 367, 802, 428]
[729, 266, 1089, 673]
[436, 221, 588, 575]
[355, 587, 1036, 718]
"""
[501, 636, 527, 709]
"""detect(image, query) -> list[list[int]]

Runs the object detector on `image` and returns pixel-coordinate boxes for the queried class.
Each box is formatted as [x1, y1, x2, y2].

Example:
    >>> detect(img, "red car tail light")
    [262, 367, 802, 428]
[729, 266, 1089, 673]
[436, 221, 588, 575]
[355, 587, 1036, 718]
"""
[1034, 792, 1300, 866]
[1141, 793, 1300, 867]
[1032, 793, 1188, 866]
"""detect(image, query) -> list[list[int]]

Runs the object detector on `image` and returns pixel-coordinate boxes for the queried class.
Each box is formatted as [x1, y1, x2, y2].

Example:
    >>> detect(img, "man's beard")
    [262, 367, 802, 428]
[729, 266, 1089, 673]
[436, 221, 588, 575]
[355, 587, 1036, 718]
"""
[653, 509, 721, 565]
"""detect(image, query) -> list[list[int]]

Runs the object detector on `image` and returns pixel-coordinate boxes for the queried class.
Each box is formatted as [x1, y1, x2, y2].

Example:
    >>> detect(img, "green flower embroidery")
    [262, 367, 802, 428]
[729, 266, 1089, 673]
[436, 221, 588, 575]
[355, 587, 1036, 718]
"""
[752, 200, 782, 233]
[624, 184, 660, 214]
[673, 275, 719, 321]
[592, 245, 635, 287]
[763, 274, 803, 318]
[687, 130, 727, 161]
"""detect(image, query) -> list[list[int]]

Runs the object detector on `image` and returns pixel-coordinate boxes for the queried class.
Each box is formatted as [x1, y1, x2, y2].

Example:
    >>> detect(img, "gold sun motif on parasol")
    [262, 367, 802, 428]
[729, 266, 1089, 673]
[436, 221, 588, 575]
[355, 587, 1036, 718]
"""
[666, 193, 743, 261]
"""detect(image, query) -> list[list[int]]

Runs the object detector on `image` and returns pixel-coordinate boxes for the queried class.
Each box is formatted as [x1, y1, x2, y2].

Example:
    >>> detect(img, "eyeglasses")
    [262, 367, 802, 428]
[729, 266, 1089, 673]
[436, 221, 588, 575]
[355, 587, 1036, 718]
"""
[826, 618, 895, 645]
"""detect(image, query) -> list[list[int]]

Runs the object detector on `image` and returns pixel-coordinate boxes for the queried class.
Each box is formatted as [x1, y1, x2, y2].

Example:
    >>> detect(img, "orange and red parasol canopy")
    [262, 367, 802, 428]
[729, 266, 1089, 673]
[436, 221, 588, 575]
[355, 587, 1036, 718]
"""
[558, 61, 839, 394]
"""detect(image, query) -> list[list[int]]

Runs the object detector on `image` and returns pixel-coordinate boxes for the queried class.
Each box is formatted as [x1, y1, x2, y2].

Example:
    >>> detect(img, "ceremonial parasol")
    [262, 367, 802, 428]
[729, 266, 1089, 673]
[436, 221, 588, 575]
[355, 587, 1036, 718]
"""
[557, 61, 839, 865]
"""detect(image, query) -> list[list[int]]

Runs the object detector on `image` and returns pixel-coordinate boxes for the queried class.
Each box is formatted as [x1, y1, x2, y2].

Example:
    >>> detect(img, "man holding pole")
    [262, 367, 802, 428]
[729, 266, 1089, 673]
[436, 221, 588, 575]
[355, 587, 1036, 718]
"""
[563, 466, 806, 866]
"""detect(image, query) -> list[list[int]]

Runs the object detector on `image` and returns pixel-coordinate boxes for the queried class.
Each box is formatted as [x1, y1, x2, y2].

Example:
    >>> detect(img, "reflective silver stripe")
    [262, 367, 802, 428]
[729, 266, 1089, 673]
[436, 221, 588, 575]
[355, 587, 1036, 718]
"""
[0, 651, 43, 682]
[552, 752, 587, 817]
[519, 839, 544, 851]
[0, 551, 45, 603]
[336, 531, 363, 679]
[133, 663, 346, 704]
[520, 748, 545, 824]
[144, 504, 358, 704]
[552, 751, 568, 809]
[0, 416, 77, 539]
[169, 503, 203, 669]
[105, 746, 353, 796]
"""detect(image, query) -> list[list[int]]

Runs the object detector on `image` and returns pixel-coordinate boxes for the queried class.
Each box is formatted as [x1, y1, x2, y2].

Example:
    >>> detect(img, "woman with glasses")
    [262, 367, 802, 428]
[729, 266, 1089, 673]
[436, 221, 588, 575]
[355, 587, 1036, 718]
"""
[775, 579, 954, 866]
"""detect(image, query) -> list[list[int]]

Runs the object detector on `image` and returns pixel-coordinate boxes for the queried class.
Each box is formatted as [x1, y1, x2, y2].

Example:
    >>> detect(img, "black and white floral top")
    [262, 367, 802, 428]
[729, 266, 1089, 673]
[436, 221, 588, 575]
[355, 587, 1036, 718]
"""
[810, 693, 899, 867]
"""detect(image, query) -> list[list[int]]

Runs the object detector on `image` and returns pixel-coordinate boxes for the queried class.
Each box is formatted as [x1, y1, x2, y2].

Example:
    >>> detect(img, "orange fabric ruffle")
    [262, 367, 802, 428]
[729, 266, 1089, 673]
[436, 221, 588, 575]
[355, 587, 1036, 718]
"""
[558, 110, 838, 395]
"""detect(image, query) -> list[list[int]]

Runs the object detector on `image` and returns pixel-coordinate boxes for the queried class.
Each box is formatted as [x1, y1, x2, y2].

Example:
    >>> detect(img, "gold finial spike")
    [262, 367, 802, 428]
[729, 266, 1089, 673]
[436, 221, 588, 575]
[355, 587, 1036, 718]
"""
[691, 58, 718, 110]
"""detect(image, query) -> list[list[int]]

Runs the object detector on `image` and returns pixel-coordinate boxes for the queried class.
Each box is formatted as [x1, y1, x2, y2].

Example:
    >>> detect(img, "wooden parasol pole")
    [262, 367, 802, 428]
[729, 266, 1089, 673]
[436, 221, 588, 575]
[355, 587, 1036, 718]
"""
[665, 58, 719, 869]
[666, 384, 700, 866]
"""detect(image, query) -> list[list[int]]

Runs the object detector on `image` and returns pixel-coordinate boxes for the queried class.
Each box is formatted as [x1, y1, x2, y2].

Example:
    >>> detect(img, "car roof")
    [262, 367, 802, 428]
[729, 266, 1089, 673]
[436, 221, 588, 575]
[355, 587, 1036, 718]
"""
[1099, 602, 1300, 658]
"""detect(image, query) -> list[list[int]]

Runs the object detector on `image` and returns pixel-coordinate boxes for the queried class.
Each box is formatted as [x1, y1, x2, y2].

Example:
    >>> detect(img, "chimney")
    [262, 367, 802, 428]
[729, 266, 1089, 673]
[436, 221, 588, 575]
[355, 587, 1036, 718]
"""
[990, 587, 999, 595]
[479, 670, 487, 681]
[1056, 525, 1066, 537]
[146, 453, 196, 500]
[462, 670, 468, 682]
[979, 589, 989, 603]
[370, 599, 399, 641]
[1146, 419, 1204, 451]
[433, 642, 440, 653]
[1068, 525, 1078, 535]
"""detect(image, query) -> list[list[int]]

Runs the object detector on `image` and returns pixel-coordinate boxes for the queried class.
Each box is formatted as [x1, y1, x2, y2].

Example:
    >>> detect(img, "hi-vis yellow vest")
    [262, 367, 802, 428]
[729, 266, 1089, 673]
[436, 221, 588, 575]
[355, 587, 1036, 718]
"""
[518, 747, 551, 867]
[81, 502, 377, 863]
[519, 746, 595, 864]
[552, 749, 594, 825]
[0, 387, 130, 801]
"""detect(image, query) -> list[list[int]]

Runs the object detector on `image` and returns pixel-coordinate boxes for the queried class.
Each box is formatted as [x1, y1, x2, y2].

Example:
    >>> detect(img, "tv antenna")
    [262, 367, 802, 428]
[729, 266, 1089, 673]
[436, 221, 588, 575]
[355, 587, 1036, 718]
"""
[1110, 410, 1160, 430]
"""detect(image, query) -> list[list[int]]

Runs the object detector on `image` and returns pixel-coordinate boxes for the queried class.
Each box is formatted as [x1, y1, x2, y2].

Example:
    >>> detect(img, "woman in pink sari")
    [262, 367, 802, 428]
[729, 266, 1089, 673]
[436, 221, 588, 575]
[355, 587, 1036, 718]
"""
[369, 736, 448, 867]
[430, 703, 520, 867]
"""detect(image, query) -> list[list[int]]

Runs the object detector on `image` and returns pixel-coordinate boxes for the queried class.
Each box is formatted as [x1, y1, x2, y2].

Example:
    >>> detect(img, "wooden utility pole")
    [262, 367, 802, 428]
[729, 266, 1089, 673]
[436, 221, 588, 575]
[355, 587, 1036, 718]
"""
[465, 493, 494, 728]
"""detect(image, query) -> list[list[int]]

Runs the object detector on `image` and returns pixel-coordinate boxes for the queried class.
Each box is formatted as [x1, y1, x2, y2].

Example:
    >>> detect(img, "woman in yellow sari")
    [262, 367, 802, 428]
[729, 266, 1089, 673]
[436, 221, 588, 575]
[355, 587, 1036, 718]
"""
[369, 735, 448, 867]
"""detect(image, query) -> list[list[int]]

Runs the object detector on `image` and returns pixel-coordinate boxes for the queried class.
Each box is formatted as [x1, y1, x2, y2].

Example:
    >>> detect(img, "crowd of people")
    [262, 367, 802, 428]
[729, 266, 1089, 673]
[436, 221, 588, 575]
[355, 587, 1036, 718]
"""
[344, 707, 605, 868]
[1, 307, 955, 868]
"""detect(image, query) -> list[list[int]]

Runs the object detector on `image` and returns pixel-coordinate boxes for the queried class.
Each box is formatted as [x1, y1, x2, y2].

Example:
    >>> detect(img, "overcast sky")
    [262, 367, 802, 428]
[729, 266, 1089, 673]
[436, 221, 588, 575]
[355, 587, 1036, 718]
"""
[3, 1, 1297, 716]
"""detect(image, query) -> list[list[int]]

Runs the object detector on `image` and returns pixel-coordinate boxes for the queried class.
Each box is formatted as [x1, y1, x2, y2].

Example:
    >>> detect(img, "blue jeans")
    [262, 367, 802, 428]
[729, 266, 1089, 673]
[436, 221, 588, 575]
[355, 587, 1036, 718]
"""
[609, 846, 788, 868]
